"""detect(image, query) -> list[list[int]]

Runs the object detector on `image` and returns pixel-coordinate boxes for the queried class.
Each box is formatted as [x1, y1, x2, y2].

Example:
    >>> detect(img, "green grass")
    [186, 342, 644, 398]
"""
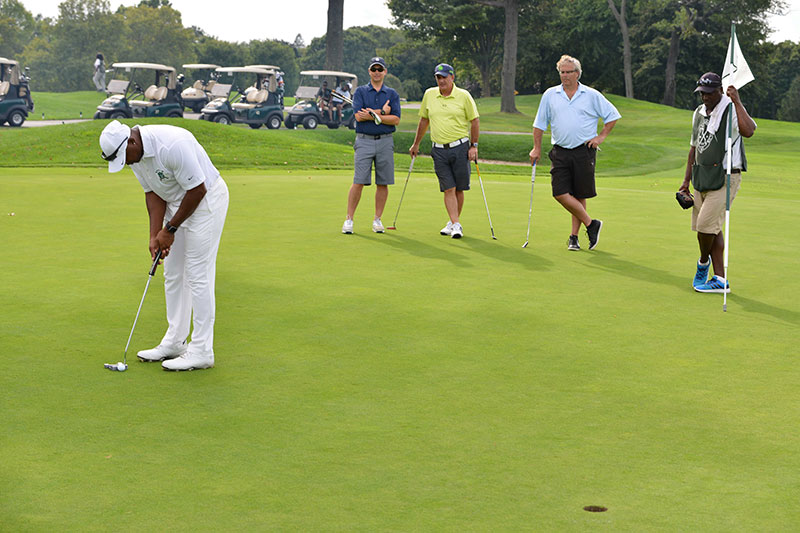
[2, 95, 800, 530]
[1, 163, 799, 530]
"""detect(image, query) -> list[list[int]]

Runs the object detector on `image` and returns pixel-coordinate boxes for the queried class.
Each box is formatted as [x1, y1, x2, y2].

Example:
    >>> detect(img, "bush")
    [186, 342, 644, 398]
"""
[777, 75, 800, 123]
[385, 73, 404, 98]
[402, 79, 422, 101]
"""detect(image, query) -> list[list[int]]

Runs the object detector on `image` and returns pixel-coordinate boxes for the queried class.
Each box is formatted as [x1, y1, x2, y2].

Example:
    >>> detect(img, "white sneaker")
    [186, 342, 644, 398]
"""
[451, 222, 463, 239]
[137, 342, 186, 362]
[440, 221, 454, 235]
[372, 217, 385, 233]
[162, 352, 214, 371]
[342, 218, 353, 234]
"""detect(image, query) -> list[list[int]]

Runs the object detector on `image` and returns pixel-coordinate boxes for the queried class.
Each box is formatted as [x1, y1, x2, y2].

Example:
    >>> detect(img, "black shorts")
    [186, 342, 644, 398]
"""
[548, 144, 597, 199]
[431, 143, 471, 192]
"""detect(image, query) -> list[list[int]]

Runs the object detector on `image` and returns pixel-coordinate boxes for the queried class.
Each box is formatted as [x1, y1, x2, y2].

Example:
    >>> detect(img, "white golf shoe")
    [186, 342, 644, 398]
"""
[372, 217, 385, 233]
[440, 221, 454, 235]
[137, 342, 187, 362]
[451, 222, 463, 239]
[342, 218, 354, 234]
[161, 352, 214, 371]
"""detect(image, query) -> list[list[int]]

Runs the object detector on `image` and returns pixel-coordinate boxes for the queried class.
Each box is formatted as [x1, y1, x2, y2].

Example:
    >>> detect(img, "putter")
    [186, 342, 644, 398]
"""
[105, 249, 162, 372]
[474, 163, 497, 240]
[387, 156, 415, 230]
[522, 163, 537, 248]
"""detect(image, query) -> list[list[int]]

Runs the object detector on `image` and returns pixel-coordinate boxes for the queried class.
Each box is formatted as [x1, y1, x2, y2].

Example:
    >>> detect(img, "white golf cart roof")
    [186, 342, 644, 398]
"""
[0, 57, 20, 67]
[182, 63, 220, 70]
[112, 62, 175, 72]
[246, 64, 280, 71]
[301, 70, 357, 79]
[216, 66, 273, 75]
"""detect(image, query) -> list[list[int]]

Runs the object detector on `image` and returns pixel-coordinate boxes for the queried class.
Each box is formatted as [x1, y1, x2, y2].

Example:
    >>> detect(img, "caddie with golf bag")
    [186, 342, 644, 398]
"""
[678, 71, 756, 294]
[341, 57, 401, 235]
[99, 120, 229, 371]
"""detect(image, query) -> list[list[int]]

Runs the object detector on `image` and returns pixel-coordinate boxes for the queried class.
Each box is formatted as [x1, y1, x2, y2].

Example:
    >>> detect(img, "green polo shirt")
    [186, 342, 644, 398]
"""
[419, 85, 479, 144]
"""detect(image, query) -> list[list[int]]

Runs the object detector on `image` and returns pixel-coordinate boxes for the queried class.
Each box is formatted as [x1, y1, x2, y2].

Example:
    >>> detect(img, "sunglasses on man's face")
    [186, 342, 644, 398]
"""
[102, 136, 128, 162]
[370, 66, 384, 72]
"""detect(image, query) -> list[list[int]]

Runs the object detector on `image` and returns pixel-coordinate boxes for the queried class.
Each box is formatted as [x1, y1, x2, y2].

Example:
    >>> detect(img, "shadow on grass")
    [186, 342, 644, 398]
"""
[354, 232, 472, 267]
[726, 294, 800, 325]
[462, 237, 555, 272]
[583, 250, 688, 290]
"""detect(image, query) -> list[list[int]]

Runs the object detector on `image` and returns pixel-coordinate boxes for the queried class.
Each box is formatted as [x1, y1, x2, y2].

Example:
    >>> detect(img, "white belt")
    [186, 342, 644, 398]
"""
[432, 137, 469, 149]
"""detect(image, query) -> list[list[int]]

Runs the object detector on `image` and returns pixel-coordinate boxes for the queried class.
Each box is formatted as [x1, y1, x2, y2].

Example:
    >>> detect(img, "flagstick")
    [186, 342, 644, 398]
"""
[723, 105, 732, 312]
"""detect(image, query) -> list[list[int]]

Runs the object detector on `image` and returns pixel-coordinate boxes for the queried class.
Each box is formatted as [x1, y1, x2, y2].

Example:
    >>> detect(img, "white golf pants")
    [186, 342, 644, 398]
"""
[160, 179, 229, 358]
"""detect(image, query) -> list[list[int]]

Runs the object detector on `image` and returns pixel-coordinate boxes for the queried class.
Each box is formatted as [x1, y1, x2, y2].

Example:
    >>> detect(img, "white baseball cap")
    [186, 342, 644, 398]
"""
[99, 120, 131, 173]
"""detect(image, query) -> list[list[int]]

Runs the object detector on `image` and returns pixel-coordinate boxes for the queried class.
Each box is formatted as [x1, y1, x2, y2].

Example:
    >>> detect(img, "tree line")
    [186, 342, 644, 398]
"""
[1, 0, 798, 121]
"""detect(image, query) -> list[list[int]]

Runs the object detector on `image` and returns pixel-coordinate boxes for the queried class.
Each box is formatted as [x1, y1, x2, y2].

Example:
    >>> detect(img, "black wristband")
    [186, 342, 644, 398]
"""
[165, 222, 179, 233]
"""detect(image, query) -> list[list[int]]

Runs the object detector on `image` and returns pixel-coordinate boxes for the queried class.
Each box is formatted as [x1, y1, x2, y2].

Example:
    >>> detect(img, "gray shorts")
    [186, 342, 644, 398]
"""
[431, 143, 470, 192]
[354, 133, 395, 186]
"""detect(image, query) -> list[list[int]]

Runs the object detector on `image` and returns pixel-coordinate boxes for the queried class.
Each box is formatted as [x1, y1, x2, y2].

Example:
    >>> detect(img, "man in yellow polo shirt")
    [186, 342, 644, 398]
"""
[410, 63, 480, 238]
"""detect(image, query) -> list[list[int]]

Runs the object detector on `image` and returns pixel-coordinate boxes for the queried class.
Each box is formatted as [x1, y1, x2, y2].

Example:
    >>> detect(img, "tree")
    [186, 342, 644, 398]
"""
[116, 3, 194, 68]
[777, 74, 800, 122]
[389, 0, 505, 98]
[248, 39, 300, 96]
[474, 0, 525, 112]
[0, 0, 37, 59]
[301, 25, 404, 77]
[325, 0, 344, 70]
[608, 0, 634, 98]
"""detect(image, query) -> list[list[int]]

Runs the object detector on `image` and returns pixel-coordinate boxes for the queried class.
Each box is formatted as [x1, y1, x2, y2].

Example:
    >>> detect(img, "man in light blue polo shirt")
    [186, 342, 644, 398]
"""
[529, 55, 621, 251]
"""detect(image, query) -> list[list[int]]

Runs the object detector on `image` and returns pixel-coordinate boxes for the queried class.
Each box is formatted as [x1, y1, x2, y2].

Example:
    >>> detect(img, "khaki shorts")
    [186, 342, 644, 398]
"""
[692, 171, 741, 234]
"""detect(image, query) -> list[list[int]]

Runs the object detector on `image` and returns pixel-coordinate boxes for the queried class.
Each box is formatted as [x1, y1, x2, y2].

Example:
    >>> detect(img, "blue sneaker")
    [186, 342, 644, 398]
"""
[694, 275, 730, 294]
[693, 260, 710, 288]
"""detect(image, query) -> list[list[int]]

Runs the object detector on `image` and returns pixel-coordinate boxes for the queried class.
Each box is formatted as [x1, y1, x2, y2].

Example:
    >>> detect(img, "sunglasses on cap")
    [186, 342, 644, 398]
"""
[102, 136, 128, 162]
[370, 66, 384, 72]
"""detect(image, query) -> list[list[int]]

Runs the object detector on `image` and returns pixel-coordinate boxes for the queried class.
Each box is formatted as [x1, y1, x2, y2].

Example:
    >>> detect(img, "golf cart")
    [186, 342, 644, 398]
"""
[94, 62, 184, 119]
[246, 65, 284, 107]
[180, 63, 220, 113]
[284, 70, 357, 130]
[0, 57, 34, 127]
[200, 66, 284, 129]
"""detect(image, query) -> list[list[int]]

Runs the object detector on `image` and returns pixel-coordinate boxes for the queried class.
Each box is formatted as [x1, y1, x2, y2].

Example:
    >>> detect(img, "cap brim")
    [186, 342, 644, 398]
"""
[694, 86, 719, 93]
[107, 138, 128, 173]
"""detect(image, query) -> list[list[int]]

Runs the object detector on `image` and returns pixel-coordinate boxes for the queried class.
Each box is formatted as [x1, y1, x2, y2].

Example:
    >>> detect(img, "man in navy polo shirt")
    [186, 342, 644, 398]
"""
[342, 57, 401, 234]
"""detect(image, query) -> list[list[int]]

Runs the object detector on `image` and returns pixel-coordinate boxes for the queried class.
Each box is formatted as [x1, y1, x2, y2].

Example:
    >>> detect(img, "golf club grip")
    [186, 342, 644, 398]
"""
[149, 248, 163, 276]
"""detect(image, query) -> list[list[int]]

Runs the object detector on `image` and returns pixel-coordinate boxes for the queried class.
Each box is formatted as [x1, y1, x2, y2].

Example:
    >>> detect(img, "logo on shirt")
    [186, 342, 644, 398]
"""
[696, 116, 713, 154]
[156, 169, 169, 182]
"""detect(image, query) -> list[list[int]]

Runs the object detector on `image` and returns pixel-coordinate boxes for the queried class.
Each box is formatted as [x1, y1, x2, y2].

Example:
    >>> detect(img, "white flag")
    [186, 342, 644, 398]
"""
[721, 24, 754, 90]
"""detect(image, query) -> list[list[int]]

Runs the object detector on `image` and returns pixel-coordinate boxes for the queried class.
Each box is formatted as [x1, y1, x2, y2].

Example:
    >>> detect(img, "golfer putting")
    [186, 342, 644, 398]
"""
[99, 120, 229, 371]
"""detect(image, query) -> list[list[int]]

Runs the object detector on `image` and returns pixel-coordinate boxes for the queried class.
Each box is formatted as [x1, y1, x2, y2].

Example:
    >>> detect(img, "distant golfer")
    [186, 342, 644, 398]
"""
[529, 54, 620, 251]
[99, 120, 229, 371]
[409, 63, 479, 239]
[93, 53, 105, 91]
[679, 72, 756, 293]
[342, 57, 401, 234]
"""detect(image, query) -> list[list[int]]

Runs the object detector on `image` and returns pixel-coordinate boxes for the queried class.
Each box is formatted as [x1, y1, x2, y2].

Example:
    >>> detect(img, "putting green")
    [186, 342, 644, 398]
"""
[1, 164, 798, 530]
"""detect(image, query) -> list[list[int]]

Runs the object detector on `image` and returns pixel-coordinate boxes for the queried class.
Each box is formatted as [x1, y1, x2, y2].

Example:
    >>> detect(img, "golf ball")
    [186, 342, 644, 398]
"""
[117, 362, 127, 371]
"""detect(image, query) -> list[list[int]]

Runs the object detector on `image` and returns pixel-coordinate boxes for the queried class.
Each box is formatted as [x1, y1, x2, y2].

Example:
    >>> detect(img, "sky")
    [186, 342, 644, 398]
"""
[17, 0, 800, 44]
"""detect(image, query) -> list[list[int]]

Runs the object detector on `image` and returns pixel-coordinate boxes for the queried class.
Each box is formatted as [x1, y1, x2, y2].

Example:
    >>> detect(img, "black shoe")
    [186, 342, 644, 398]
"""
[567, 234, 580, 251]
[586, 219, 603, 250]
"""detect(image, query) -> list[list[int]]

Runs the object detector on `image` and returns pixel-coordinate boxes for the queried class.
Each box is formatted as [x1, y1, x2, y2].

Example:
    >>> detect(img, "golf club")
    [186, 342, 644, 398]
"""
[105, 249, 162, 372]
[387, 156, 415, 230]
[332, 90, 382, 124]
[522, 163, 537, 248]
[474, 162, 497, 240]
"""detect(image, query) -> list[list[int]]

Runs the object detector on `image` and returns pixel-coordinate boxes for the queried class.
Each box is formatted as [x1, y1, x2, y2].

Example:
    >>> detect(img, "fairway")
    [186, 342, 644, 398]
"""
[1, 161, 798, 529]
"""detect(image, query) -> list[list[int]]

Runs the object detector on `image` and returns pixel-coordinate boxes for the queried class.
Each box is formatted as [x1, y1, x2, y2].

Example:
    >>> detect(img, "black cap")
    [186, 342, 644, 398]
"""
[369, 57, 387, 69]
[694, 72, 722, 93]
